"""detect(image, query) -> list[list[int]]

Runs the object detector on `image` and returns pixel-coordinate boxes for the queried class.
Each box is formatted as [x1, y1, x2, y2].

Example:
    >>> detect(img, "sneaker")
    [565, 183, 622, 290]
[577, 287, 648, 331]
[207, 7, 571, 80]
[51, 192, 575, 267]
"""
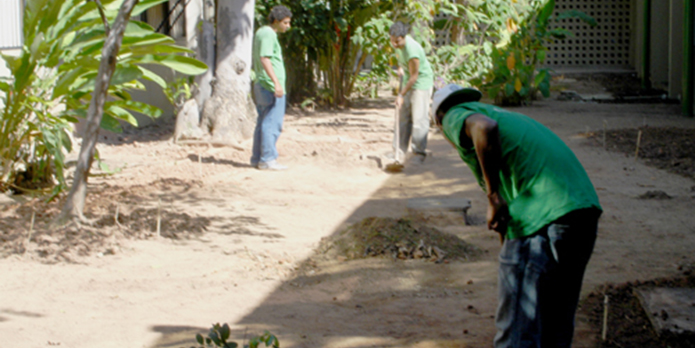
[413, 153, 426, 164]
[250, 161, 259, 168]
[258, 160, 288, 170]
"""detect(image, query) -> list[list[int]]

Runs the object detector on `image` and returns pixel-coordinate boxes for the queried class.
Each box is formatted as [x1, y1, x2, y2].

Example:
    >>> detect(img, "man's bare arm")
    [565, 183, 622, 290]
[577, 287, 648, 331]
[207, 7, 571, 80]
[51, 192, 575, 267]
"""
[464, 114, 509, 237]
[260, 57, 283, 97]
[395, 58, 420, 107]
[402, 58, 420, 95]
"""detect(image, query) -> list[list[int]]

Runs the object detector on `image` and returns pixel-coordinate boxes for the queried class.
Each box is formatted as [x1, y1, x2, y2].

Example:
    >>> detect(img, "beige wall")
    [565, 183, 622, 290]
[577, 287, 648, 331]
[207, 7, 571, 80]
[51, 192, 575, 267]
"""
[129, 64, 176, 127]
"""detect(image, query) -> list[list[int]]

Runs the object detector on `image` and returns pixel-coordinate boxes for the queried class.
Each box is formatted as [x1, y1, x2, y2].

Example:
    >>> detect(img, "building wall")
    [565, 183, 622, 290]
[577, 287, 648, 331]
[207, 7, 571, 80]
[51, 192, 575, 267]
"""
[652, 0, 670, 90]
[0, 0, 23, 50]
[545, 0, 634, 70]
[669, 0, 685, 98]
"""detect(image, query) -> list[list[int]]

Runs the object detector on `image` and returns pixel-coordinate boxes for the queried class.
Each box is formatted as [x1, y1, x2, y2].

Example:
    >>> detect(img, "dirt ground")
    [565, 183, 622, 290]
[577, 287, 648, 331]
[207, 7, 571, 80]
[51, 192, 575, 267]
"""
[2, 76, 695, 348]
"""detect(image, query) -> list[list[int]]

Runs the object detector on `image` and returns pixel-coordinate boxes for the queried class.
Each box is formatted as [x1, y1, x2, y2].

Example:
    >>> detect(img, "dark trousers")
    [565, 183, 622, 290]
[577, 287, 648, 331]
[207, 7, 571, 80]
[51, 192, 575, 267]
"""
[494, 208, 600, 348]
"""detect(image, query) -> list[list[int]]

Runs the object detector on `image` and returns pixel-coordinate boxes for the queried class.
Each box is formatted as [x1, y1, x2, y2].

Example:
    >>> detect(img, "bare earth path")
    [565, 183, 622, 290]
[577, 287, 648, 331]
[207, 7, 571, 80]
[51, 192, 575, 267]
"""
[1, 95, 695, 348]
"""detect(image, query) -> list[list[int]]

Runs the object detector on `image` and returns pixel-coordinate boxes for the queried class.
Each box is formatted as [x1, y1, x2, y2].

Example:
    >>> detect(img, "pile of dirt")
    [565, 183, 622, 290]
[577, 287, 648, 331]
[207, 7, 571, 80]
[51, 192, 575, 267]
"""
[316, 216, 482, 263]
[0, 178, 209, 262]
[589, 127, 695, 180]
[582, 267, 695, 348]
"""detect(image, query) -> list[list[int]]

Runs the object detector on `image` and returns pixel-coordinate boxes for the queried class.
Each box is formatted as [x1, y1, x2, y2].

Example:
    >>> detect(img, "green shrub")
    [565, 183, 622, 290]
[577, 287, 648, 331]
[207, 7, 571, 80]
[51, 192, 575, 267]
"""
[472, 0, 596, 105]
[0, 0, 206, 195]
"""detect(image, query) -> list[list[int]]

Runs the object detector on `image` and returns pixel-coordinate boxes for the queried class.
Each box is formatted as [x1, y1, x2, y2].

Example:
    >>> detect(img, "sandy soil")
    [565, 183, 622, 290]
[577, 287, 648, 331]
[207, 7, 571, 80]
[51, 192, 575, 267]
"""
[2, 83, 695, 348]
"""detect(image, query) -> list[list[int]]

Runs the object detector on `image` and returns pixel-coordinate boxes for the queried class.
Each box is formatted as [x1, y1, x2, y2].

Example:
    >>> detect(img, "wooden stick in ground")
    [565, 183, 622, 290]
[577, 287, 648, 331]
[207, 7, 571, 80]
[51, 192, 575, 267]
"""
[156, 199, 162, 237]
[114, 204, 124, 229]
[602, 294, 610, 341]
[25, 211, 36, 253]
[603, 120, 607, 149]
[635, 130, 643, 160]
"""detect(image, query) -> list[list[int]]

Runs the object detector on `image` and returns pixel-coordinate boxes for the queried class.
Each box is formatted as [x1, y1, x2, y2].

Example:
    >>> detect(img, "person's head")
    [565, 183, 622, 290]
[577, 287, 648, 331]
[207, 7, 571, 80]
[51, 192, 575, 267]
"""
[389, 21, 409, 49]
[431, 84, 483, 126]
[268, 5, 292, 33]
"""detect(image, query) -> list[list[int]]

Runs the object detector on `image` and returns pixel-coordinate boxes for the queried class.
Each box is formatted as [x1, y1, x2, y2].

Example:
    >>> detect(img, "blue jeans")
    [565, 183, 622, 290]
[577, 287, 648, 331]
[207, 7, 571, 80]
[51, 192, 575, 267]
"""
[251, 82, 286, 165]
[494, 208, 600, 348]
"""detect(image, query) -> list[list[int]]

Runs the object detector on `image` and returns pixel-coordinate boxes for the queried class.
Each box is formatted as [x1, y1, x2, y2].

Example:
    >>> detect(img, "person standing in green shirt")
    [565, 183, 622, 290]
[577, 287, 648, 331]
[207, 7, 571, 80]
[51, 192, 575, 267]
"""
[389, 22, 434, 163]
[251, 5, 292, 170]
[431, 84, 602, 348]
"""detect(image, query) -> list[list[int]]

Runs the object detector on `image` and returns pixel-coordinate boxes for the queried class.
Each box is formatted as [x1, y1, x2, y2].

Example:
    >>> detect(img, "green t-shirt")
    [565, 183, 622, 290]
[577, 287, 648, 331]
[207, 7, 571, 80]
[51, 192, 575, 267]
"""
[253, 26, 285, 92]
[441, 102, 602, 240]
[397, 35, 433, 91]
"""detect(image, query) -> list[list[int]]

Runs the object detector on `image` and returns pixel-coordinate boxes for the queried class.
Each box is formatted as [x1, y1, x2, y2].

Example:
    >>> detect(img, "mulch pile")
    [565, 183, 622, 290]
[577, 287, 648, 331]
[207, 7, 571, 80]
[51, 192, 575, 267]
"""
[316, 216, 482, 263]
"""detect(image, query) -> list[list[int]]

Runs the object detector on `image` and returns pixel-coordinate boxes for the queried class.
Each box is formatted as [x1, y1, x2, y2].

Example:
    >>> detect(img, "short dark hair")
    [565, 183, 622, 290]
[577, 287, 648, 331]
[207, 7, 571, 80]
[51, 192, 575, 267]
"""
[389, 21, 409, 37]
[268, 5, 292, 24]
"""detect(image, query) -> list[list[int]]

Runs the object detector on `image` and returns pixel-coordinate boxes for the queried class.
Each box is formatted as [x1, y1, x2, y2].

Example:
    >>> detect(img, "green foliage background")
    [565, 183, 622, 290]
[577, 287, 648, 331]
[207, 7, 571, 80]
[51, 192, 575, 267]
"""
[254, 0, 593, 107]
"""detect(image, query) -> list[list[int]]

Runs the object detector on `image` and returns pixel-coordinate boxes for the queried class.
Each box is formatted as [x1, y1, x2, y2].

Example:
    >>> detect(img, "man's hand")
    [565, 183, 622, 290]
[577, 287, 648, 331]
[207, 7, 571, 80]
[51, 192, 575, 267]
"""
[487, 192, 509, 242]
[394, 94, 403, 108]
[274, 85, 284, 98]
[260, 57, 283, 98]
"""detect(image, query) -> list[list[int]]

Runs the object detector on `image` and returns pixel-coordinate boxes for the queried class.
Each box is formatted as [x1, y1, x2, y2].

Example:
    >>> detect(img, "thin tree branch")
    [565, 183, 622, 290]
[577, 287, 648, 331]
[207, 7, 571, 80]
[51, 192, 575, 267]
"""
[93, 0, 111, 35]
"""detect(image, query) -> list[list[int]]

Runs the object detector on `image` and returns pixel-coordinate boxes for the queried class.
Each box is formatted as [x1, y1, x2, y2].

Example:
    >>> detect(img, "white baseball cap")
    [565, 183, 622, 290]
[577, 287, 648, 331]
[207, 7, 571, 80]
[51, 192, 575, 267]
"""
[431, 84, 483, 124]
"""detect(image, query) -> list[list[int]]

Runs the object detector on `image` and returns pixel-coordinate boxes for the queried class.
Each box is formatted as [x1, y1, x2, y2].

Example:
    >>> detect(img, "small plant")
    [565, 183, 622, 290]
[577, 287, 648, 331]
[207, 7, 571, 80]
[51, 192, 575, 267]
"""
[300, 97, 317, 111]
[194, 323, 279, 348]
[164, 76, 197, 110]
[353, 69, 388, 99]
[316, 88, 334, 107]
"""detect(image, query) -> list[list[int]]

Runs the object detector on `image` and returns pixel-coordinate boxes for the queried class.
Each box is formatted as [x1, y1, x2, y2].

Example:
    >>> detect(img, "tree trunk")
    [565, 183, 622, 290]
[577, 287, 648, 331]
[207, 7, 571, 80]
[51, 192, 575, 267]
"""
[192, 0, 215, 112]
[200, 0, 257, 146]
[56, 0, 139, 224]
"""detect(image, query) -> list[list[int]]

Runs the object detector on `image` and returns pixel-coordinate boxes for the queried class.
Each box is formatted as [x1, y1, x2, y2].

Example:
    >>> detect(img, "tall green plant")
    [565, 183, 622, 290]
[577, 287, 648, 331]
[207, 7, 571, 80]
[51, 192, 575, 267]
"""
[256, 0, 385, 107]
[0, 0, 206, 194]
[473, 0, 596, 105]
[253, 0, 551, 106]
[350, 0, 531, 92]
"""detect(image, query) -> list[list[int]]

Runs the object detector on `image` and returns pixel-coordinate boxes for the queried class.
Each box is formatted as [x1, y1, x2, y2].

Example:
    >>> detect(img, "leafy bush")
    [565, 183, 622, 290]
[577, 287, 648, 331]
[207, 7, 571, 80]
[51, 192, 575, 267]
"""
[350, 1, 536, 96]
[0, 0, 206, 195]
[472, 0, 596, 105]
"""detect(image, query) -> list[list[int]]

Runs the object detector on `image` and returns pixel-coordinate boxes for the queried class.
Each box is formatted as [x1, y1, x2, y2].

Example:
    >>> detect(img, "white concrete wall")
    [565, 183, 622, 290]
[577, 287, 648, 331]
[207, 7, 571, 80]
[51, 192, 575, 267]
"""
[0, 0, 23, 50]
